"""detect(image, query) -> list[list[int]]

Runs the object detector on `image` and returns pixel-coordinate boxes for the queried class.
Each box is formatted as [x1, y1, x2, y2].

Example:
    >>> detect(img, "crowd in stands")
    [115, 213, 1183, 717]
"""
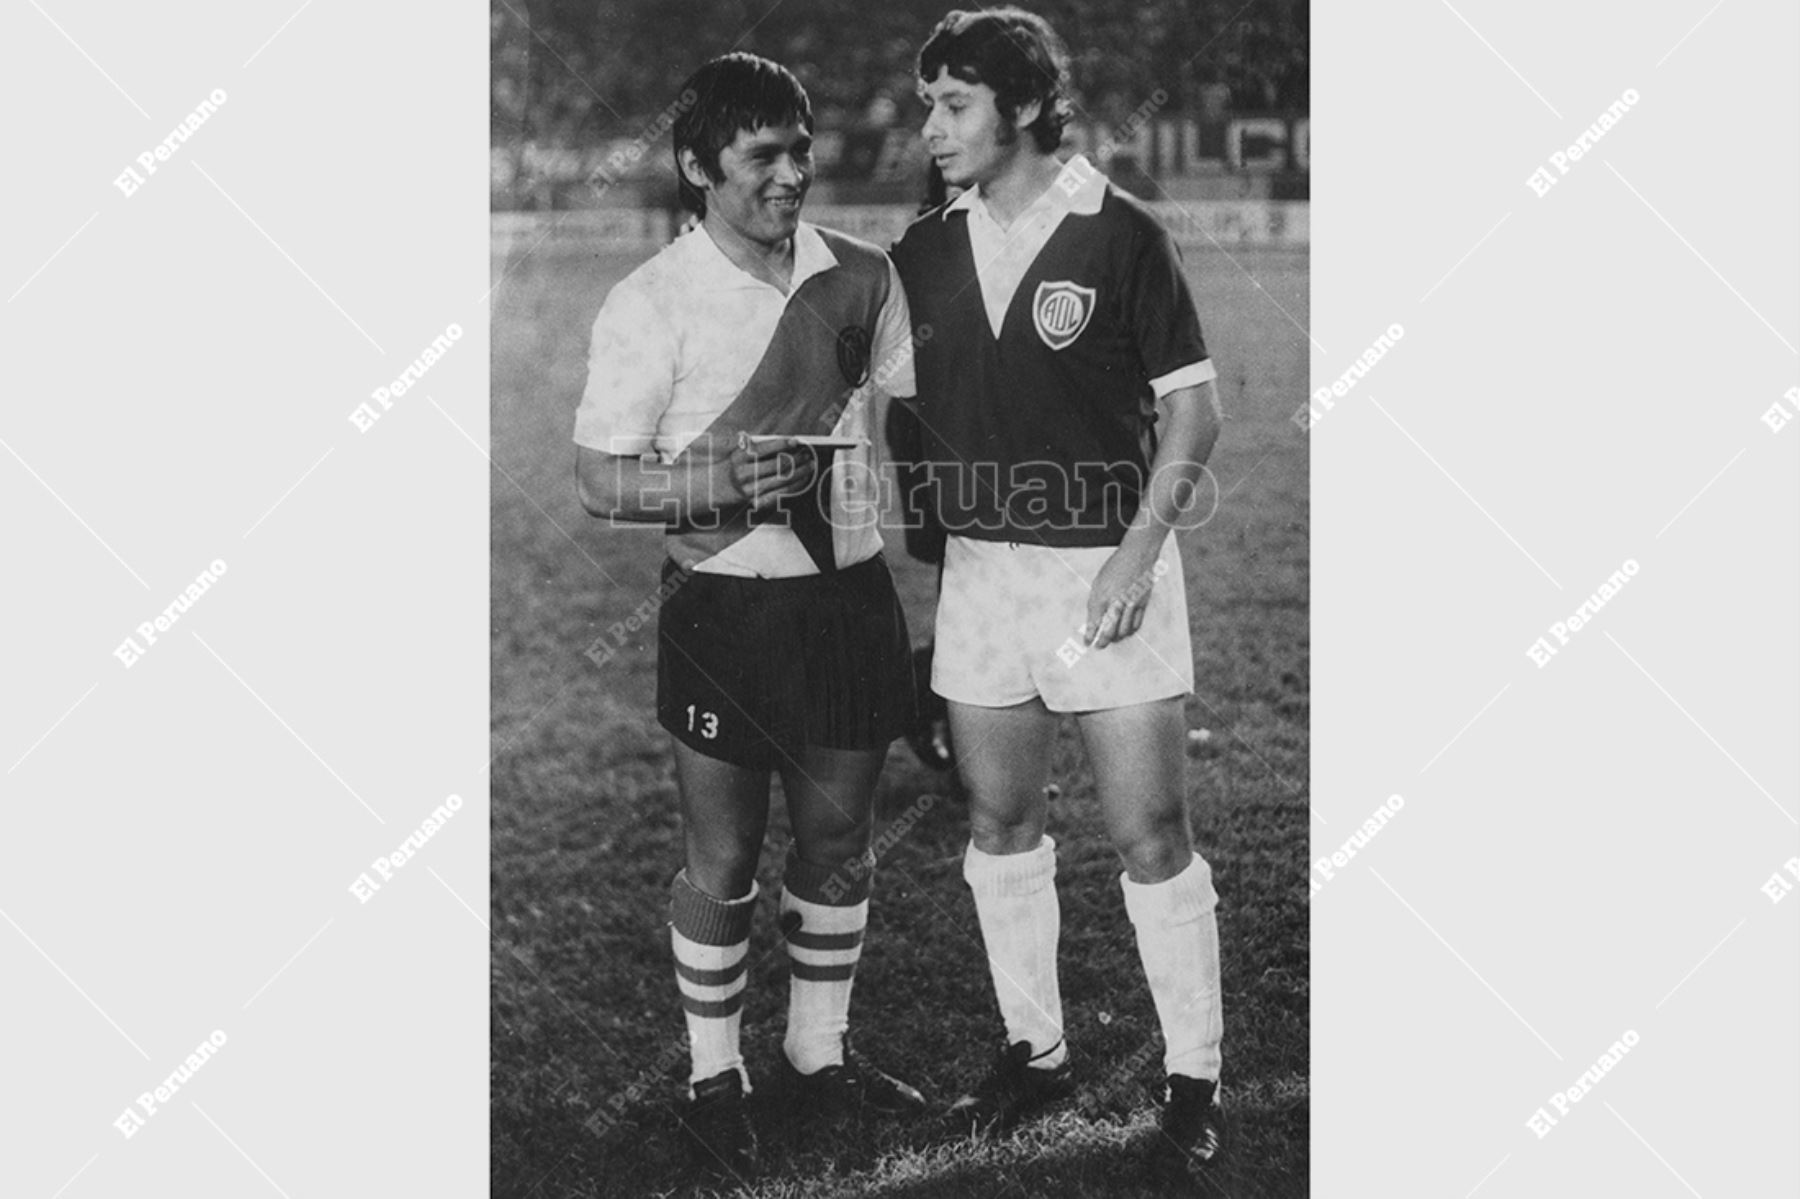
[492, 0, 1306, 152]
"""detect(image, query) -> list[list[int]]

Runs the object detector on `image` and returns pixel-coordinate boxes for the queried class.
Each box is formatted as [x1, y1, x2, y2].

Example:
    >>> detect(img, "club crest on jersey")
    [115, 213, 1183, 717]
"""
[836, 325, 872, 386]
[1032, 280, 1096, 351]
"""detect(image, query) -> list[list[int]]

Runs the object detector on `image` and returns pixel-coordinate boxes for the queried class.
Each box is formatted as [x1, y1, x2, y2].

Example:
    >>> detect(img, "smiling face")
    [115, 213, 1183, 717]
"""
[919, 66, 1035, 191]
[683, 121, 813, 250]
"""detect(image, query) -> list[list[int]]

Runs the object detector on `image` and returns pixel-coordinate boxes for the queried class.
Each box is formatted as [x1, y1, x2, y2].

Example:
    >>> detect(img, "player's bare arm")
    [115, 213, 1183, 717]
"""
[575, 437, 816, 523]
[1085, 377, 1222, 649]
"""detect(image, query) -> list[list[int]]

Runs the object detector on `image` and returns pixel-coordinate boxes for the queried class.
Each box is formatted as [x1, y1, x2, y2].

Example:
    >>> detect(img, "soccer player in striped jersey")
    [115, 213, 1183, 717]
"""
[573, 53, 926, 1182]
[890, 9, 1227, 1178]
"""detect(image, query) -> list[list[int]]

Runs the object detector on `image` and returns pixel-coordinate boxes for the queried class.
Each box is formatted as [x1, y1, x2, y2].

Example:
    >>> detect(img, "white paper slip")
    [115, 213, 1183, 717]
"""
[743, 434, 866, 450]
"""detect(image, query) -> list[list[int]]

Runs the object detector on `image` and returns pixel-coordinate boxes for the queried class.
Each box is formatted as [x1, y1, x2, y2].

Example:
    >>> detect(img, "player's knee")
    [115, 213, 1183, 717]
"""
[1114, 814, 1193, 884]
[796, 814, 873, 868]
[686, 842, 760, 900]
[969, 806, 1047, 856]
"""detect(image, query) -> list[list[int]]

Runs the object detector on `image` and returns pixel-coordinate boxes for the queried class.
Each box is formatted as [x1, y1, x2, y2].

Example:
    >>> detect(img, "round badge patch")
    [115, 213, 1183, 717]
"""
[836, 325, 872, 385]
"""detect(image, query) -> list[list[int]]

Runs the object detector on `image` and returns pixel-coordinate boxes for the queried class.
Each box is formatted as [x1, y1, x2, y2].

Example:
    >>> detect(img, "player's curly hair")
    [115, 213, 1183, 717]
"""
[673, 53, 814, 217]
[918, 8, 1073, 153]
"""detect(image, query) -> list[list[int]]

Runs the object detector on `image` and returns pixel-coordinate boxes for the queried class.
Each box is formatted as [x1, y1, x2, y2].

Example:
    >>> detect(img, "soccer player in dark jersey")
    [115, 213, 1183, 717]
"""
[889, 9, 1227, 1177]
[573, 53, 926, 1182]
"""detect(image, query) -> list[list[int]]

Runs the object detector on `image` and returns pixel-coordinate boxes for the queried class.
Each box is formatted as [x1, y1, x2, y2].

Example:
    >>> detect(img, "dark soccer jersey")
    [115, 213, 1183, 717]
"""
[891, 184, 1209, 547]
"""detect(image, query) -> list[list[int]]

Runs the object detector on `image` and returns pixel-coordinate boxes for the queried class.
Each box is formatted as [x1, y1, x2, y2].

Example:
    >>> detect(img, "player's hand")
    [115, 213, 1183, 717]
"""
[1083, 541, 1164, 650]
[728, 434, 817, 514]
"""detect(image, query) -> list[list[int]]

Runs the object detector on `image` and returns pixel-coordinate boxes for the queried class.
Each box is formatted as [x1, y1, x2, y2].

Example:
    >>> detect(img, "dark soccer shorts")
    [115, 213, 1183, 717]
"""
[656, 553, 916, 771]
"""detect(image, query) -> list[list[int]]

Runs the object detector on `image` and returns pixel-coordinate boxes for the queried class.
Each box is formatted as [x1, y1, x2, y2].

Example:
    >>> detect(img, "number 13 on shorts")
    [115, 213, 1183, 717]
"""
[686, 705, 720, 740]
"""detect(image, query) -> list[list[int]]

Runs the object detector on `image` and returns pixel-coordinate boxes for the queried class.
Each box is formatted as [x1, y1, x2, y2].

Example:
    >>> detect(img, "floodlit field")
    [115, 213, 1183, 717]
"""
[491, 226, 1310, 1198]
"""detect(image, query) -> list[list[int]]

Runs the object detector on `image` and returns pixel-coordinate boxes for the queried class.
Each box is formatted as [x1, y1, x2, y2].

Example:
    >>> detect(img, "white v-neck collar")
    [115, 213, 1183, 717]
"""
[946, 155, 1108, 337]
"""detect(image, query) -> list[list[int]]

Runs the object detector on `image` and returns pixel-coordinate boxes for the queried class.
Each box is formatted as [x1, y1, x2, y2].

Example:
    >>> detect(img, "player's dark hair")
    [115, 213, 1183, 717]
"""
[918, 8, 1072, 153]
[673, 53, 813, 217]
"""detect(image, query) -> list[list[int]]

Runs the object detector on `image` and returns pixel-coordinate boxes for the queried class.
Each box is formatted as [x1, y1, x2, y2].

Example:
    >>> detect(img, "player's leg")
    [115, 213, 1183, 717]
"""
[944, 697, 1078, 1129]
[1077, 697, 1194, 884]
[929, 535, 1077, 1128]
[780, 745, 923, 1113]
[953, 698, 1064, 1060]
[955, 697, 1058, 855]
[1037, 534, 1220, 1087]
[669, 740, 770, 1093]
[777, 744, 879, 1076]
[768, 554, 926, 1113]
[1077, 697, 1225, 1167]
[657, 561, 783, 1178]
[679, 741, 773, 898]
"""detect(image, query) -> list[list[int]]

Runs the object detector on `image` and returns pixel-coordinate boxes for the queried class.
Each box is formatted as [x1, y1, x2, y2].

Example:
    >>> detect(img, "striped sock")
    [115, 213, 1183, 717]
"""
[670, 870, 758, 1091]
[1121, 853, 1223, 1081]
[780, 851, 871, 1074]
[963, 836, 1067, 1069]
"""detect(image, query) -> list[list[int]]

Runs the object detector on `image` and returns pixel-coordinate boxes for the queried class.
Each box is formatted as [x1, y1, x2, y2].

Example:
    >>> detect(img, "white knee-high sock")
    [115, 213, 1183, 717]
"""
[964, 836, 1066, 1068]
[780, 851, 871, 1074]
[670, 870, 758, 1091]
[1121, 852, 1223, 1081]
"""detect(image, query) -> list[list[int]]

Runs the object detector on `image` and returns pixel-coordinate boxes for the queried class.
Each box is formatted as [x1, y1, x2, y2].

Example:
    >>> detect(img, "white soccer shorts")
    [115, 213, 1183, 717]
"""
[931, 534, 1195, 711]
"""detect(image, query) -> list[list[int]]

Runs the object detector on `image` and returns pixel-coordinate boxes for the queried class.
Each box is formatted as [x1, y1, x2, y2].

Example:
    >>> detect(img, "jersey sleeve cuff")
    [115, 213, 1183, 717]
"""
[1149, 359, 1217, 399]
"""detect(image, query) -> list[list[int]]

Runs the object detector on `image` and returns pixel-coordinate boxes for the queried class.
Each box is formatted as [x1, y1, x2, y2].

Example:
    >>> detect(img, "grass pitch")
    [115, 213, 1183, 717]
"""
[491, 230, 1310, 1198]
